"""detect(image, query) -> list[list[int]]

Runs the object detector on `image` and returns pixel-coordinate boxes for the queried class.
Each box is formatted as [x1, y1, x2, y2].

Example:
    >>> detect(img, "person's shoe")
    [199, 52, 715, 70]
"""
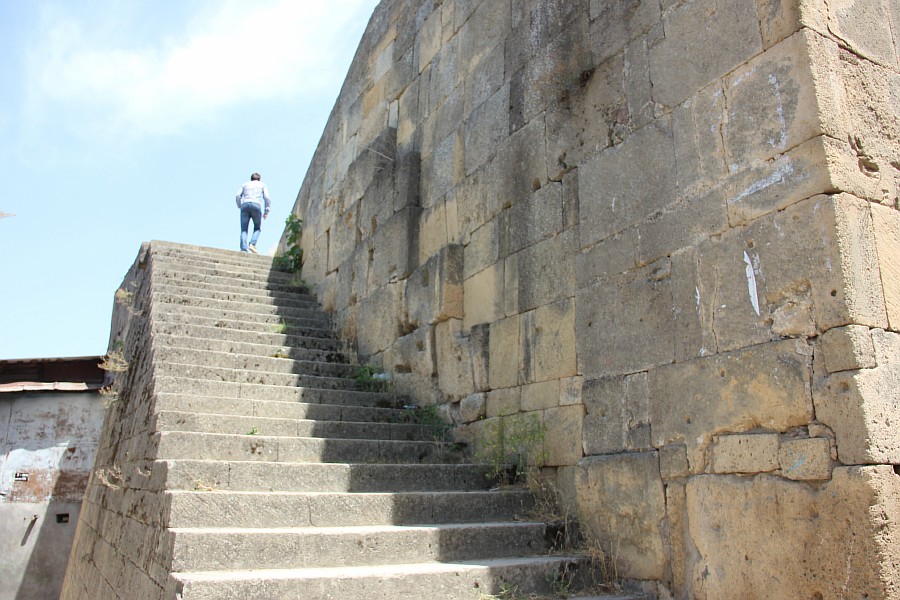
[248, 245, 258, 254]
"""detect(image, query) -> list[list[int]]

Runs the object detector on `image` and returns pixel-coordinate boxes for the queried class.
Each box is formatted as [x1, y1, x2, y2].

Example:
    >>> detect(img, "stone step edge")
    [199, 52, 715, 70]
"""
[149, 242, 276, 264]
[154, 410, 433, 436]
[170, 554, 592, 582]
[150, 280, 316, 303]
[152, 267, 305, 291]
[156, 430, 458, 448]
[150, 378, 405, 405]
[150, 292, 323, 316]
[170, 520, 544, 536]
[150, 348, 354, 376]
[152, 364, 357, 389]
[153, 393, 405, 413]
[150, 313, 335, 338]
[150, 334, 352, 362]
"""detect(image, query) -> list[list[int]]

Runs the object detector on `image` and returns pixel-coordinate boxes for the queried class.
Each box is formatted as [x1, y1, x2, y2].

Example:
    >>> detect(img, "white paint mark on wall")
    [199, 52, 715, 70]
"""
[732, 159, 794, 203]
[695, 286, 701, 312]
[768, 74, 787, 149]
[744, 251, 761, 316]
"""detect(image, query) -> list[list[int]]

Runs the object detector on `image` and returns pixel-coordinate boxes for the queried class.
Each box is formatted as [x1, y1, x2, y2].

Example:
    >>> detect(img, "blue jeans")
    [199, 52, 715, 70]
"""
[240, 203, 262, 251]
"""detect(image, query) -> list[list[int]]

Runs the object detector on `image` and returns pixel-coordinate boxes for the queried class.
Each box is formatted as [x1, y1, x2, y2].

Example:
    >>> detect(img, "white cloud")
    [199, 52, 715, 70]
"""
[26, 0, 377, 138]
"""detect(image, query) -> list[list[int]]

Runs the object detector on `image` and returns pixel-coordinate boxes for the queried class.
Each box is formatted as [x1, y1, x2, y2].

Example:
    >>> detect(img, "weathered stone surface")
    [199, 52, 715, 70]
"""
[685, 468, 900, 600]
[574, 452, 666, 579]
[501, 182, 566, 256]
[463, 83, 510, 176]
[488, 315, 520, 390]
[871, 202, 900, 331]
[520, 380, 558, 412]
[659, 444, 689, 480]
[543, 405, 584, 466]
[576, 259, 674, 378]
[357, 283, 404, 357]
[519, 298, 577, 384]
[504, 231, 577, 314]
[814, 355, 900, 465]
[383, 326, 438, 404]
[406, 245, 463, 329]
[779, 437, 833, 481]
[578, 120, 677, 247]
[559, 375, 583, 407]
[721, 31, 821, 170]
[589, 0, 660, 64]
[819, 324, 876, 373]
[463, 261, 504, 328]
[464, 218, 500, 280]
[696, 195, 887, 353]
[583, 372, 651, 456]
[370, 207, 421, 289]
[709, 433, 780, 474]
[416, 202, 448, 262]
[459, 393, 486, 423]
[486, 388, 520, 418]
[650, 339, 813, 471]
[649, 0, 762, 108]
[637, 187, 728, 266]
[435, 318, 475, 400]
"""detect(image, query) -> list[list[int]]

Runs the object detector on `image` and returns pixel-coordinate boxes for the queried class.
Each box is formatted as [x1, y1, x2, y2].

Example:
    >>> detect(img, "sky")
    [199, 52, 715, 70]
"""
[0, 0, 382, 360]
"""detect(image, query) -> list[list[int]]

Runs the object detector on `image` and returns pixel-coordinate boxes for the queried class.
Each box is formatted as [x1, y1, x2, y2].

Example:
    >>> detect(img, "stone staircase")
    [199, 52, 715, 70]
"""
[126, 242, 642, 599]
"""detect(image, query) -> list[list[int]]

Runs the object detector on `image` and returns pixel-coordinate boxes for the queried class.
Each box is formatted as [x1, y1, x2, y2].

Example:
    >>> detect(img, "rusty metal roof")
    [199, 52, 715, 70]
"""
[0, 356, 106, 392]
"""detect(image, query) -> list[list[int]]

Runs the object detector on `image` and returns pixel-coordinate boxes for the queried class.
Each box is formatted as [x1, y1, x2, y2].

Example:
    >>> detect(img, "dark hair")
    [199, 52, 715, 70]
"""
[251, 172, 261, 181]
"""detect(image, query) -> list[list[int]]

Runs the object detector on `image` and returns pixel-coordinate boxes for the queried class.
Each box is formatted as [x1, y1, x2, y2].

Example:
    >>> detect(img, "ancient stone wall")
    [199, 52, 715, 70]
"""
[287, 0, 900, 597]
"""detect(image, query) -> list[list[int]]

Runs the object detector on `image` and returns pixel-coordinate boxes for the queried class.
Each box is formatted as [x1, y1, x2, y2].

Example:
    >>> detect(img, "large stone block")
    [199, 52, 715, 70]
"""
[814, 355, 900, 465]
[356, 283, 405, 357]
[721, 31, 821, 170]
[589, 0, 660, 64]
[685, 468, 900, 599]
[520, 379, 559, 413]
[417, 202, 448, 263]
[574, 452, 666, 579]
[464, 218, 500, 280]
[579, 119, 677, 247]
[709, 433, 780, 474]
[576, 259, 675, 378]
[435, 318, 475, 400]
[649, 339, 813, 471]
[406, 245, 464, 329]
[463, 261, 504, 328]
[328, 202, 361, 273]
[519, 298, 577, 384]
[672, 81, 728, 201]
[543, 404, 584, 466]
[463, 83, 510, 176]
[779, 437, 833, 481]
[496, 117, 549, 207]
[504, 231, 577, 314]
[819, 324, 876, 373]
[871, 203, 900, 331]
[501, 182, 566, 256]
[694, 195, 887, 354]
[370, 207, 422, 290]
[457, 0, 511, 71]
[583, 372, 651, 455]
[383, 327, 439, 404]
[636, 187, 728, 266]
[649, 0, 762, 108]
[489, 315, 521, 390]
[575, 228, 638, 287]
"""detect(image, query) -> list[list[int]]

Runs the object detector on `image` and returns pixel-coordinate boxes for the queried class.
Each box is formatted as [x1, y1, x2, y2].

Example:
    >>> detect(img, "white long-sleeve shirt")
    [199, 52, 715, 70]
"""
[236, 180, 271, 211]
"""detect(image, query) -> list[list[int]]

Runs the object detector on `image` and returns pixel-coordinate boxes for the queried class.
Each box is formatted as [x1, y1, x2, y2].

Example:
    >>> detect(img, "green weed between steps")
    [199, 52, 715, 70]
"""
[273, 214, 304, 274]
[353, 365, 393, 392]
[473, 413, 546, 485]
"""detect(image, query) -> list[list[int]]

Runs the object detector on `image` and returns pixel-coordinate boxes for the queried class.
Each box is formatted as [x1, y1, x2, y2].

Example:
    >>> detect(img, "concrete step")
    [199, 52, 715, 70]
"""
[151, 309, 335, 339]
[154, 411, 442, 442]
[154, 431, 466, 464]
[153, 362, 357, 391]
[170, 556, 610, 600]
[151, 334, 351, 364]
[160, 460, 501, 493]
[171, 521, 555, 571]
[152, 258, 295, 287]
[152, 377, 404, 407]
[151, 292, 327, 322]
[154, 394, 406, 424]
[151, 346, 355, 379]
[150, 242, 276, 268]
[149, 321, 344, 353]
[152, 282, 320, 311]
[164, 489, 534, 528]
[151, 252, 287, 280]
[153, 268, 304, 295]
